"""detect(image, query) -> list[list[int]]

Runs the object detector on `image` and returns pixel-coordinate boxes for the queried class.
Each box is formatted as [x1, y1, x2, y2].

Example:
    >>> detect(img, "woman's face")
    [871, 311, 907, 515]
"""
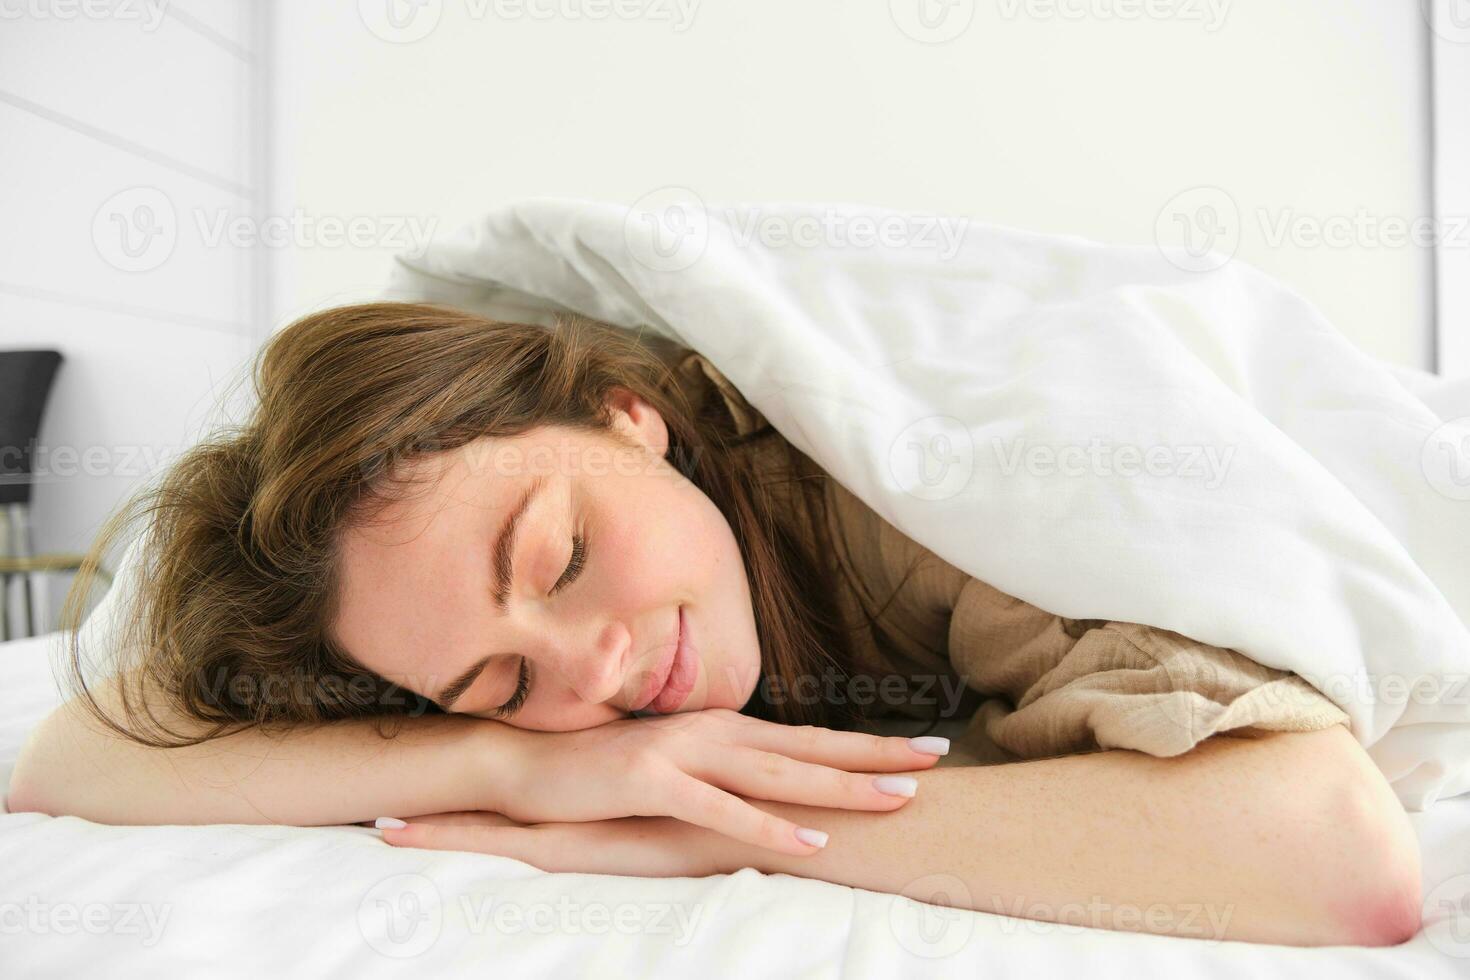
[330, 388, 764, 732]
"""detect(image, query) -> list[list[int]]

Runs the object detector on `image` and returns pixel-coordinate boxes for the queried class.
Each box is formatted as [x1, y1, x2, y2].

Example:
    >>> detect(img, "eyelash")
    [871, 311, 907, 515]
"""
[493, 533, 585, 718]
[549, 533, 586, 595]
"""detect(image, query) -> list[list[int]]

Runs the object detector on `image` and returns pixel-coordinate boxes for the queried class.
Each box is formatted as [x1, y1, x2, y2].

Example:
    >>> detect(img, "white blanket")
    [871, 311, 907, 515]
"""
[383, 197, 1470, 811]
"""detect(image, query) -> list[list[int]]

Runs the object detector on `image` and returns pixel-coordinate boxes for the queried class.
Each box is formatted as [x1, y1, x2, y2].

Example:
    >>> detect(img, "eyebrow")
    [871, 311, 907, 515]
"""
[435, 474, 547, 709]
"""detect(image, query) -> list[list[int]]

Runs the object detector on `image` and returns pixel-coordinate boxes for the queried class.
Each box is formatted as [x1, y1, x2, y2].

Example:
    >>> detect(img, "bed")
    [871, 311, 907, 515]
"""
[2, 632, 1467, 977]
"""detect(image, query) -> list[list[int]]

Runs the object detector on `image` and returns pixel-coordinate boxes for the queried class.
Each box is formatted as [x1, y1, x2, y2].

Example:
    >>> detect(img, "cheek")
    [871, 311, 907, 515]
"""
[510, 694, 626, 733]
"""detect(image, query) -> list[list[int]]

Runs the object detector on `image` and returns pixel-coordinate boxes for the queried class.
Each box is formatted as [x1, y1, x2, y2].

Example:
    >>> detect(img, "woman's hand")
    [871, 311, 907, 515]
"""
[377, 810, 743, 878]
[436, 707, 949, 857]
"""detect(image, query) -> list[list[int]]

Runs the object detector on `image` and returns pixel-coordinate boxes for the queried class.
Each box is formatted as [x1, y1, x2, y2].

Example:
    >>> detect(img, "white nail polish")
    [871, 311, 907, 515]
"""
[908, 736, 950, 756]
[374, 817, 408, 830]
[874, 775, 918, 797]
[794, 827, 829, 848]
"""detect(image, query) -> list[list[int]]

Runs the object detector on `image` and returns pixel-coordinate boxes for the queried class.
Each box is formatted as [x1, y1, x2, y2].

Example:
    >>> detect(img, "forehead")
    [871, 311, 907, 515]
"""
[330, 438, 524, 667]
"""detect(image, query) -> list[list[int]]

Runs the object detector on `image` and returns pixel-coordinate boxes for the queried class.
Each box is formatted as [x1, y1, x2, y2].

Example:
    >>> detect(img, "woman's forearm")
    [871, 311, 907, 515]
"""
[7, 678, 524, 827]
[715, 726, 1423, 947]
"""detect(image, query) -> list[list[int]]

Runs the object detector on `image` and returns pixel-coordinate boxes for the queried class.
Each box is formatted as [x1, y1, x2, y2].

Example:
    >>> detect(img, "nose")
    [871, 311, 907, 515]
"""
[538, 617, 630, 705]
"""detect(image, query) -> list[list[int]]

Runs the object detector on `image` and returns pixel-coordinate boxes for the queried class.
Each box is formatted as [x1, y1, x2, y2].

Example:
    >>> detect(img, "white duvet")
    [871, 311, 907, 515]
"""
[381, 197, 1470, 812]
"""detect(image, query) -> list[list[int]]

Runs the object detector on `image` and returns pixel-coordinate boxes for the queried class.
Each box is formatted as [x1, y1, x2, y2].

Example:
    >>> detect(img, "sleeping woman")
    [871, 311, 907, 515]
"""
[9, 303, 1422, 947]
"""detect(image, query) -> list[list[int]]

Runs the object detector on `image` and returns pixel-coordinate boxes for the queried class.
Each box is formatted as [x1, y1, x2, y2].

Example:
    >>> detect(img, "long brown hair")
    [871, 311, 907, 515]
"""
[60, 302, 871, 747]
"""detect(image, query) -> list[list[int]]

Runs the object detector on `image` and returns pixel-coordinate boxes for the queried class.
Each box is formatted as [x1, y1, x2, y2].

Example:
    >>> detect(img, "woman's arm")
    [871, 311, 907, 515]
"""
[6, 674, 521, 826]
[387, 725, 1423, 947]
[723, 725, 1423, 947]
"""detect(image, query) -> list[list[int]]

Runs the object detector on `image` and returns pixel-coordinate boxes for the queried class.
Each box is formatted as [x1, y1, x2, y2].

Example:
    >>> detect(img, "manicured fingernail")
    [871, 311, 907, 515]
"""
[374, 817, 408, 830]
[908, 736, 950, 756]
[794, 827, 828, 848]
[873, 775, 918, 797]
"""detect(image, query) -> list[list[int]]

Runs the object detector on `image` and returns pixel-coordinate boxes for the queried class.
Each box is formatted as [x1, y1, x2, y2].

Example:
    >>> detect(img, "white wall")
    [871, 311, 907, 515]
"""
[271, 0, 1435, 370]
[0, 0, 268, 630]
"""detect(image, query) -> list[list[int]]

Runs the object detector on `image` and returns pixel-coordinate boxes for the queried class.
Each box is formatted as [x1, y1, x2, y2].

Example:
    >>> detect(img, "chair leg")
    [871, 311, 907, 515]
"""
[21, 569, 34, 638]
[15, 502, 34, 637]
[0, 507, 9, 641]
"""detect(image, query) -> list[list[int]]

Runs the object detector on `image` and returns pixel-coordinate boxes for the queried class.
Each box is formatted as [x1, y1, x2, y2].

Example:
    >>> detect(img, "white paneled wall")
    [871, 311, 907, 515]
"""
[272, 0, 1437, 371]
[0, 0, 268, 632]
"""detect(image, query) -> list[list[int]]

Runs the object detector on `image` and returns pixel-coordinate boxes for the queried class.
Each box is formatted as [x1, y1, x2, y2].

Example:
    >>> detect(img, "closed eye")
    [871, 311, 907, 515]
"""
[549, 533, 586, 595]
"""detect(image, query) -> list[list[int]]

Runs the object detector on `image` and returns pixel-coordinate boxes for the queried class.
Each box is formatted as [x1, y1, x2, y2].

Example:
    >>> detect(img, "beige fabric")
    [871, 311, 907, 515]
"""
[670, 351, 1350, 764]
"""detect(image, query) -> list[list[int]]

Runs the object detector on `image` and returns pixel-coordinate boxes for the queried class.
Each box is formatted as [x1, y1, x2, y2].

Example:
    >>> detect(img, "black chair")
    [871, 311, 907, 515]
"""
[0, 350, 63, 640]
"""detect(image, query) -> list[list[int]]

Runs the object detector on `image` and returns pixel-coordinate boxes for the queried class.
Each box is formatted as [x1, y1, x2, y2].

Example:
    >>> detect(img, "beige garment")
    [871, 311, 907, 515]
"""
[669, 351, 1350, 765]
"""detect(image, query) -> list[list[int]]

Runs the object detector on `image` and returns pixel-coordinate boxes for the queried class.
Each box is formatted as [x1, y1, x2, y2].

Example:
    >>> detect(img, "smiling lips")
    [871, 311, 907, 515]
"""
[632, 606, 697, 714]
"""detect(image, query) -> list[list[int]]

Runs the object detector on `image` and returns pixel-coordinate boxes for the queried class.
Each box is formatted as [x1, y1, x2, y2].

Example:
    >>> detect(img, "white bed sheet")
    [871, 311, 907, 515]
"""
[2, 632, 1466, 978]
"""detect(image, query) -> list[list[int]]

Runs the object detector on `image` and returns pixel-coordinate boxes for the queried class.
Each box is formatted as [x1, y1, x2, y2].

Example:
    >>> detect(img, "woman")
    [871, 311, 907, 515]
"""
[9, 303, 1421, 946]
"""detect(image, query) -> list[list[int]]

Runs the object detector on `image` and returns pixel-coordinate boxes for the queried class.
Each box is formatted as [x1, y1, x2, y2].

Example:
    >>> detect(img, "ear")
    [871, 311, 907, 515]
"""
[606, 386, 669, 458]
